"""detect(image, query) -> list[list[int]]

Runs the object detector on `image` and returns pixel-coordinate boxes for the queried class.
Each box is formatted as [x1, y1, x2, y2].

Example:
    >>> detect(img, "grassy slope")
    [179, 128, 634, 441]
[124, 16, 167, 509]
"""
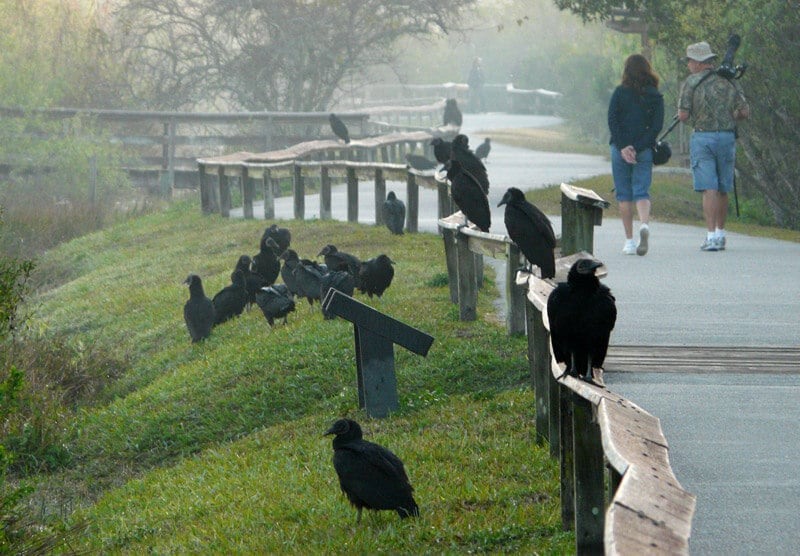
[29, 201, 572, 553]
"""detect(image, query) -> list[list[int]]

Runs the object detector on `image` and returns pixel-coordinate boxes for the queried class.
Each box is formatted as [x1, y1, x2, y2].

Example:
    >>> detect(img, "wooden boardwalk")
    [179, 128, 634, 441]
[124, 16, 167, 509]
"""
[606, 345, 800, 374]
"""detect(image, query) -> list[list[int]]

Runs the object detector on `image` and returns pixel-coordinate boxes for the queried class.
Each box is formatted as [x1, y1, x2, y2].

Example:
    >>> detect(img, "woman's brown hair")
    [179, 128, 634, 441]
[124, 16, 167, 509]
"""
[621, 54, 660, 94]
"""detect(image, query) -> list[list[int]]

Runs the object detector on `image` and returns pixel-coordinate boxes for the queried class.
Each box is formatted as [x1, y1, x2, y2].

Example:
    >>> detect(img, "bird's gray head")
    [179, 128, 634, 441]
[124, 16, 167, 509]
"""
[377, 254, 395, 266]
[497, 187, 525, 207]
[324, 418, 363, 440]
[387, 191, 397, 201]
[430, 138, 443, 147]
[453, 134, 469, 149]
[318, 244, 337, 257]
[571, 258, 604, 277]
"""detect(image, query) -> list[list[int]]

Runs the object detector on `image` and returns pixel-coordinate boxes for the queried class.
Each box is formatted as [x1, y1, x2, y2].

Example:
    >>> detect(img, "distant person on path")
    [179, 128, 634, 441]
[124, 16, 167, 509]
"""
[678, 41, 749, 251]
[607, 54, 664, 256]
[468, 57, 485, 113]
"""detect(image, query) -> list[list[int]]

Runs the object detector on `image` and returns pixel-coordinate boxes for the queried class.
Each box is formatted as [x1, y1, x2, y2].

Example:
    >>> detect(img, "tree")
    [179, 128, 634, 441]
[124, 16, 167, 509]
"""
[110, 0, 476, 112]
[552, 0, 800, 228]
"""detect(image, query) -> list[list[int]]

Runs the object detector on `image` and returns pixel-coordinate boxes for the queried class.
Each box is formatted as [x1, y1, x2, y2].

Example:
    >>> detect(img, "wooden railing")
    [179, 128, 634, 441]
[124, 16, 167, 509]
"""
[196, 129, 454, 226]
[439, 183, 696, 554]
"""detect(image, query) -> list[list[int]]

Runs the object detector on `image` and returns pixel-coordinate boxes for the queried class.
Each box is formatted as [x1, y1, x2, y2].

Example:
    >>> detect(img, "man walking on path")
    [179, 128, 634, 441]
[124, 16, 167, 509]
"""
[678, 41, 749, 251]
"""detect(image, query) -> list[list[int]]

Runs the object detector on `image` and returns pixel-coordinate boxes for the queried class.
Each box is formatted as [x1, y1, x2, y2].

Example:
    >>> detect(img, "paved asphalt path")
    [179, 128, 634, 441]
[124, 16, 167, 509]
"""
[238, 112, 800, 554]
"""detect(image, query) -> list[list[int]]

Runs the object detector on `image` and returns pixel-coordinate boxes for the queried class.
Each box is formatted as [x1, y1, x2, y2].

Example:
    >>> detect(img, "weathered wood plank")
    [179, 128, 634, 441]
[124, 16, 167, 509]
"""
[606, 345, 800, 374]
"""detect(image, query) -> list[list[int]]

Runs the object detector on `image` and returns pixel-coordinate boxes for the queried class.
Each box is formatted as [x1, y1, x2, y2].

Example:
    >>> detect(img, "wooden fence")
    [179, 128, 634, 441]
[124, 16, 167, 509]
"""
[440, 183, 696, 554]
[196, 129, 455, 226]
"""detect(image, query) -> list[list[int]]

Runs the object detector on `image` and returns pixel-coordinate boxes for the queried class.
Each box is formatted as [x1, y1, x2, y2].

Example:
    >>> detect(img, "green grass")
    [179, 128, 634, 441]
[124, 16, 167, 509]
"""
[23, 200, 572, 553]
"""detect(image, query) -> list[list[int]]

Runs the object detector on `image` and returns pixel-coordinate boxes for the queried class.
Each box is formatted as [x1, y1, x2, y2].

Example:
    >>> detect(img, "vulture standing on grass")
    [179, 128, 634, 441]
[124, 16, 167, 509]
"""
[451, 134, 489, 194]
[547, 258, 617, 384]
[212, 269, 249, 325]
[446, 159, 491, 232]
[358, 254, 395, 299]
[252, 236, 282, 286]
[293, 259, 326, 306]
[318, 244, 361, 280]
[232, 255, 267, 308]
[498, 187, 556, 279]
[443, 98, 463, 127]
[325, 418, 419, 523]
[382, 191, 406, 235]
[183, 274, 215, 343]
[329, 113, 350, 144]
[475, 137, 492, 162]
[279, 249, 302, 298]
[263, 224, 291, 255]
[255, 286, 296, 326]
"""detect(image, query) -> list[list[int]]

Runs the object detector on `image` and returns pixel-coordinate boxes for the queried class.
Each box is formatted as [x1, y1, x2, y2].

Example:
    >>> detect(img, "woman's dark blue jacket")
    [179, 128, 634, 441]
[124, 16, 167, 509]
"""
[607, 85, 664, 154]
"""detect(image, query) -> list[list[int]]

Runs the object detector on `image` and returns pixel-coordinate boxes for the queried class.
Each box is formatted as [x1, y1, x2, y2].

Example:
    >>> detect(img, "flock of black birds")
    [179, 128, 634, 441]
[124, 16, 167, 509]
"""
[185, 99, 617, 523]
[182, 224, 396, 343]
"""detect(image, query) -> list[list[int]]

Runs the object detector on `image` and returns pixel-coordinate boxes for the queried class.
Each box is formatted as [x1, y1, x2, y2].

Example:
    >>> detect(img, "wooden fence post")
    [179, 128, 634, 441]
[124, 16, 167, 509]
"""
[242, 166, 254, 219]
[559, 184, 609, 255]
[442, 228, 459, 304]
[573, 396, 605, 553]
[293, 164, 304, 220]
[218, 166, 231, 218]
[505, 244, 526, 335]
[526, 298, 550, 444]
[455, 232, 477, 321]
[437, 180, 451, 221]
[199, 163, 212, 214]
[347, 167, 358, 223]
[320, 166, 332, 220]
[375, 168, 386, 226]
[406, 171, 418, 233]
[560, 385, 575, 530]
[262, 169, 275, 220]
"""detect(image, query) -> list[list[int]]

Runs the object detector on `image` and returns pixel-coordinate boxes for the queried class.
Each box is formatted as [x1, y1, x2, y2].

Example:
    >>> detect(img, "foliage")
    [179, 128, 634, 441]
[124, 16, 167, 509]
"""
[548, 0, 800, 228]
[109, 0, 476, 111]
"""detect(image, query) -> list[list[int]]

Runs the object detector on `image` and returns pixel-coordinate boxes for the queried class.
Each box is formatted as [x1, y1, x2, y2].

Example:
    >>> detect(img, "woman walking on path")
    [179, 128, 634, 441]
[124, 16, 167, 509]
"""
[608, 54, 664, 256]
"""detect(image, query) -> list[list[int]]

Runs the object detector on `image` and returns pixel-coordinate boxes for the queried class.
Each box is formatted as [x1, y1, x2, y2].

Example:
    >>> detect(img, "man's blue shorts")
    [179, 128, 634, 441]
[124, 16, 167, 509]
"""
[690, 131, 736, 193]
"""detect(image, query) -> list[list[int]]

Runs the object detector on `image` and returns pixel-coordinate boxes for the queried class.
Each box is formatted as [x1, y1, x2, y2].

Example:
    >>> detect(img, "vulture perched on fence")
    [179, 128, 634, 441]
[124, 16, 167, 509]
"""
[329, 113, 350, 144]
[498, 187, 556, 279]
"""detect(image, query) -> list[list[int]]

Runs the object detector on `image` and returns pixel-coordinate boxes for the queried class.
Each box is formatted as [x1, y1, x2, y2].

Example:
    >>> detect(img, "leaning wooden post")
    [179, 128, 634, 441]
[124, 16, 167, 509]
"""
[242, 166, 254, 219]
[374, 168, 386, 226]
[346, 166, 358, 223]
[293, 163, 305, 220]
[407, 171, 419, 233]
[218, 166, 231, 218]
[437, 180, 451, 222]
[320, 166, 332, 220]
[573, 396, 605, 553]
[560, 183, 609, 255]
[262, 168, 275, 220]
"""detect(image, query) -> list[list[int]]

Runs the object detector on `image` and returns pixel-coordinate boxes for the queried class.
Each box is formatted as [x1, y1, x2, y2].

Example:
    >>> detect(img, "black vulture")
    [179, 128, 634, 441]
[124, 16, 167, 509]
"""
[329, 113, 350, 144]
[255, 286, 296, 326]
[232, 254, 267, 308]
[318, 244, 361, 279]
[443, 98, 463, 127]
[252, 236, 281, 286]
[451, 134, 489, 195]
[212, 269, 249, 325]
[498, 187, 556, 279]
[324, 419, 419, 523]
[382, 191, 406, 235]
[183, 274, 215, 343]
[263, 224, 291, 255]
[358, 254, 395, 299]
[279, 249, 301, 297]
[430, 138, 452, 165]
[475, 138, 491, 162]
[446, 159, 491, 233]
[293, 258, 326, 306]
[320, 270, 356, 320]
[547, 259, 617, 384]
[405, 153, 437, 171]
